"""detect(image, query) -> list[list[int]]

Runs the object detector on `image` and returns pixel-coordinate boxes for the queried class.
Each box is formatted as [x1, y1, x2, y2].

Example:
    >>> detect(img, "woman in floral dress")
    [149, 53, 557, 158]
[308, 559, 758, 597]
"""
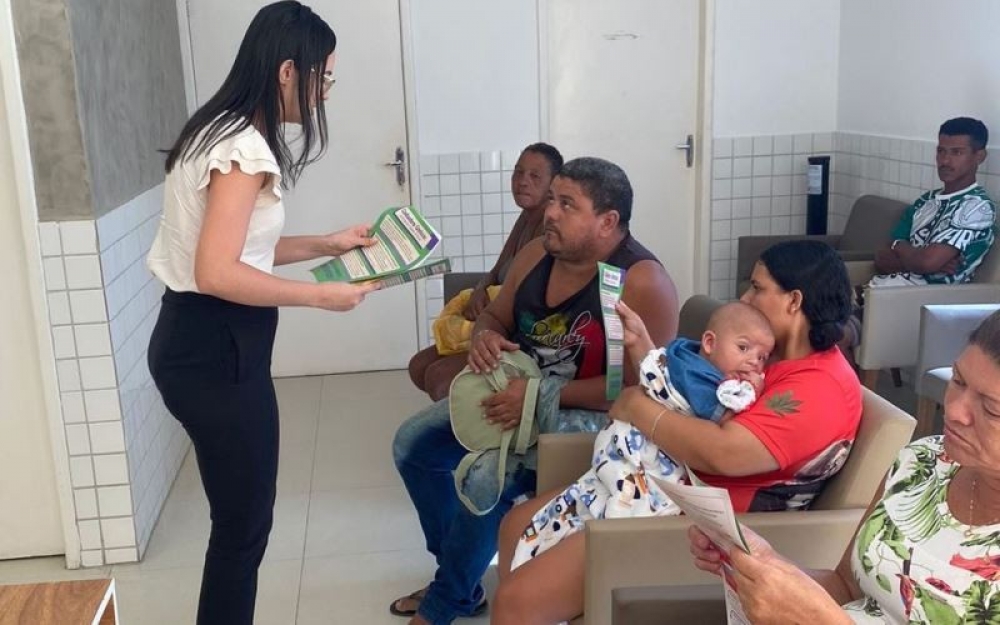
[689, 309, 1000, 624]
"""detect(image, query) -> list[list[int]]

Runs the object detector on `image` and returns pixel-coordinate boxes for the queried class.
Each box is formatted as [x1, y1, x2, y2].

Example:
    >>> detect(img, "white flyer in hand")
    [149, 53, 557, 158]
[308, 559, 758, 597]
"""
[649, 471, 751, 625]
[650, 472, 749, 554]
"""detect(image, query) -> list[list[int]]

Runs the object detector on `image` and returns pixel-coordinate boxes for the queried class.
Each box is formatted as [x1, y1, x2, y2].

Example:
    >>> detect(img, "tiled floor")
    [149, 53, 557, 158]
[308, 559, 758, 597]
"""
[0, 371, 494, 624]
[0, 369, 927, 624]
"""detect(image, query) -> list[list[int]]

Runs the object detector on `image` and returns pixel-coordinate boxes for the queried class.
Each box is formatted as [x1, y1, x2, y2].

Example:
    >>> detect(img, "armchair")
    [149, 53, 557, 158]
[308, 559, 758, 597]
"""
[537, 388, 915, 625]
[856, 247, 1000, 389]
[535, 293, 916, 625]
[914, 303, 1000, 438]
[735, 195, 907, 297]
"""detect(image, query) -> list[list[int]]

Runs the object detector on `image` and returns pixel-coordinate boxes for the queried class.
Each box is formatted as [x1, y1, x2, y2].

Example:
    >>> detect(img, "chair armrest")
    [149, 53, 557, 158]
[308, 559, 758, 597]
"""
[583, 509, 862, 625]
[843, 260, 876, 288]
[915, 304, 1000, 395]
[858, 283, 1000, 369]
[536, 432, 598, 493]
[737, 235, 841, 283]
[612, 584, 726, 625]
[443, 272, 488, 301]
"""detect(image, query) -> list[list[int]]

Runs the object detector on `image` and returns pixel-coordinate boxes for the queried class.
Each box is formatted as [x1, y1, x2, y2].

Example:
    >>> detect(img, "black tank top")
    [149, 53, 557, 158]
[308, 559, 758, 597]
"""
[512, 234, 659, 380]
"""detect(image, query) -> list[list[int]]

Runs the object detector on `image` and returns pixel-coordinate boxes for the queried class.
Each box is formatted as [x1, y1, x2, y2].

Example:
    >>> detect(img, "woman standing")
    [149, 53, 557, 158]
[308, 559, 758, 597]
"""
[147, 3, 376, 623]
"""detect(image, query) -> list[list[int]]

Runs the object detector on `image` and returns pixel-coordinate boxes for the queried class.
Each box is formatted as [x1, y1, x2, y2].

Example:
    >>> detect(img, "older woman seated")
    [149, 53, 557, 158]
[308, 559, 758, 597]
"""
[689, 308, 1000, 624]
[492, 240, 863, 624]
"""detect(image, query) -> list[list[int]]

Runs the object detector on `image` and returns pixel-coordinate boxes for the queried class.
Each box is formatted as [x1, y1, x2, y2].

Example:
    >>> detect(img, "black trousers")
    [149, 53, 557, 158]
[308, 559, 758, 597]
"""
[148, 289, 279, 625]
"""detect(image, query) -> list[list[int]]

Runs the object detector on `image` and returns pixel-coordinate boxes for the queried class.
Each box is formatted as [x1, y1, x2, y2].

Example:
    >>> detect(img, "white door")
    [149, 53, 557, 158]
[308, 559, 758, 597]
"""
[187, 0, 415, 376]
[546, 0, 703, 301]
[0, 59, 64, 558]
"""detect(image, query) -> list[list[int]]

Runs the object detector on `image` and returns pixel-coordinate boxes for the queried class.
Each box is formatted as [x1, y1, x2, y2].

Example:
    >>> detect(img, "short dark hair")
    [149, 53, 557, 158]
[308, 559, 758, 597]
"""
[522, 142, 564, 177]
[969, 310, 1000, 366]
[556, 157, 633, 229]
[940, 117, 989, 151]
[759, 240, 852, 351]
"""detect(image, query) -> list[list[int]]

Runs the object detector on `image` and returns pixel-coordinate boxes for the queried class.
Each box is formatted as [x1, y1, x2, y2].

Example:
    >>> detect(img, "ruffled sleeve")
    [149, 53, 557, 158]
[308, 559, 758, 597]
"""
[196, 126, 283, 203]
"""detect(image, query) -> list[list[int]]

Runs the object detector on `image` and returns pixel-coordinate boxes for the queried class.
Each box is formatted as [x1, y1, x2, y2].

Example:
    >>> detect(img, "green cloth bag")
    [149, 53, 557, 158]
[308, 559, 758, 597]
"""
[449, 350, 541, 516]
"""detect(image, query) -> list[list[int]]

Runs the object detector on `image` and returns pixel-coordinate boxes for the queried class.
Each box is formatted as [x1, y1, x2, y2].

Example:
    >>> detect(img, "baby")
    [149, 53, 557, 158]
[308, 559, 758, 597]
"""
[511, 302, 774, 569]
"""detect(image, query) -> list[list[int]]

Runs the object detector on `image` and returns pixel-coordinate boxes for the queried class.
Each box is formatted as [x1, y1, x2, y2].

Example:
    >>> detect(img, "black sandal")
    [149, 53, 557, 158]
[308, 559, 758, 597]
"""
[388, 587, 488, 618]
[389, 587, 428, 617]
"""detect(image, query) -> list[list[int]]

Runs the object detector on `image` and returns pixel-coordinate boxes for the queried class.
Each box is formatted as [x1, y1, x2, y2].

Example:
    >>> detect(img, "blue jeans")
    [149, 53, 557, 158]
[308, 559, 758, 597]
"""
[393, 399, 536, 625]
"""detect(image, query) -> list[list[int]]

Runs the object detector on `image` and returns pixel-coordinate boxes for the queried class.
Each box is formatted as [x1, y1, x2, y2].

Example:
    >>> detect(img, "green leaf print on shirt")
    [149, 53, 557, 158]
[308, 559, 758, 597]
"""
[892, 444, 953, 542]
[964, 580, 1000, 625]
[856, 504, 888, 574]
[765, 391, 801, 417]
[914, 583, 962, 625]
[962, 530, 1000, 550]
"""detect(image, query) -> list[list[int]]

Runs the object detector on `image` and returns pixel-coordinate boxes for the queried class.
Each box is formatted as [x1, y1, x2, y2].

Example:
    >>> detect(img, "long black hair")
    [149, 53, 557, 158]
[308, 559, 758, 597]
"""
[760, 240, 852, 351]
[165, 1, 336, 187]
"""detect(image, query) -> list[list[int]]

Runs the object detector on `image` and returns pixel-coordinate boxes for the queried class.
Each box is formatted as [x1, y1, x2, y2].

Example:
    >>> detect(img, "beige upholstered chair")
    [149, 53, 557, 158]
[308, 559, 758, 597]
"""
[536, 295, 916, 625]
[539, 389, 915, 625]
[913, 303, 1000, 438]
[734, 195, 907, 297]
[855, 243, 1000, 390]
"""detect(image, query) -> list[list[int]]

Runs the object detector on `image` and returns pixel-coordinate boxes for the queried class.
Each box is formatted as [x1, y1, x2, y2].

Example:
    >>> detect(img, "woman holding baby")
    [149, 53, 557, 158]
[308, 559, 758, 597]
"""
[490, 239, 863, 625]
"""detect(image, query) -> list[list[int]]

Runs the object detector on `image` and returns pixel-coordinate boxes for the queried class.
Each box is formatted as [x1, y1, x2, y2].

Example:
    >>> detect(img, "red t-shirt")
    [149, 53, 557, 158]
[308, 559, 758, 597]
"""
[696, 347, 862, 513]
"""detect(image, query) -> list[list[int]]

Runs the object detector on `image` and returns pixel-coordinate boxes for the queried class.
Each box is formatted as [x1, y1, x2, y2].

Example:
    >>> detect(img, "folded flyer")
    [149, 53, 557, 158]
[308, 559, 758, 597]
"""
[375, 258, 451, 288]
[649, 471, 752, 624]
[311, 206, 441, 283]
[597, 262, 625, 400]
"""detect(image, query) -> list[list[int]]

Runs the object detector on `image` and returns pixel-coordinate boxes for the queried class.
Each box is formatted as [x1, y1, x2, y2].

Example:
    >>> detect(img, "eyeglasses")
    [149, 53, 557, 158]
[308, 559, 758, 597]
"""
[321, 71, 336, 92]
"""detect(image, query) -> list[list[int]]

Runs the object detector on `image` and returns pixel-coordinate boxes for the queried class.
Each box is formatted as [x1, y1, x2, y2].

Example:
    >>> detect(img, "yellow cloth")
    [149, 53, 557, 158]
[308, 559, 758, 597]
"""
[432, 286, 503, 355]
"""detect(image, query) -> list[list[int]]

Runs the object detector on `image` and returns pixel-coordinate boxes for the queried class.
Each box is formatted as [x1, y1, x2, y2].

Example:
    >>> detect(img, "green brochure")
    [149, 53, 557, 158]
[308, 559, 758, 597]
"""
[311, 205, 441, 283]
[598, 262, 625, 400]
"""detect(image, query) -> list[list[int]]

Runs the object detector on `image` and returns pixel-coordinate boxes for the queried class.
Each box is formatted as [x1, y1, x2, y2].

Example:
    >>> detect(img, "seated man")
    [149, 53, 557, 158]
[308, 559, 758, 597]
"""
[390, 157, 679, 625]
[843, 116, 996, 358]
[408, 143, 564, 401]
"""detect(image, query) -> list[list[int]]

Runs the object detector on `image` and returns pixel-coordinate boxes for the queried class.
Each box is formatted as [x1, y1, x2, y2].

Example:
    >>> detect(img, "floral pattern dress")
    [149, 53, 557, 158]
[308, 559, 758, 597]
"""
[845, 436, 1000, 623]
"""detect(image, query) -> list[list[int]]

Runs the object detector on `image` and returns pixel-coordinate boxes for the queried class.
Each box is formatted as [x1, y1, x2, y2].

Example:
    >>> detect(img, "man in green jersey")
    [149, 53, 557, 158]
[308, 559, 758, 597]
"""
[843, 117, 996, 357]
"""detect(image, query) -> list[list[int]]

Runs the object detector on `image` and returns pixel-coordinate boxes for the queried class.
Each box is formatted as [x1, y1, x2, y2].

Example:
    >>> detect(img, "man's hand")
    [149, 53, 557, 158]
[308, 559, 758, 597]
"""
[939, 254, 961, 275]
[462, 284, 491, 321]
[873, 248, 903, 274]
[468, 329, 519, 373]
[482, 377, 528, 430]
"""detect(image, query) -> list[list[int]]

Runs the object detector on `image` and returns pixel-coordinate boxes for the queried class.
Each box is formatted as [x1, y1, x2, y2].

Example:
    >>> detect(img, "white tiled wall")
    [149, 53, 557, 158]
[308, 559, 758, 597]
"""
[831, 133, 1000, 233]
[708, 133, 827, 299]
[38, 184, 187, 566]
[417, 149, 524, 347]
[709, 131, 1000, 301]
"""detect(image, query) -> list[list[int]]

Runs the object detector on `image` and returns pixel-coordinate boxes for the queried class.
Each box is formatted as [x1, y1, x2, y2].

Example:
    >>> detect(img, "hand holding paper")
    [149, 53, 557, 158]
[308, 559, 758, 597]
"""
[651, 472, 753, 624]
[322, 223, 375, 256]
[725, 537, 851, 625]
[311, 206, 445, 284]
[615, 301, 656, 367]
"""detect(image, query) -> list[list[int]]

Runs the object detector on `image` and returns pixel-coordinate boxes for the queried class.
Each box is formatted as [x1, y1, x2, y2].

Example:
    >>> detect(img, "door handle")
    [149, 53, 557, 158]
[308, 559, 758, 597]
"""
[384, 146, 406, 187]
[675, 134, 694, 168]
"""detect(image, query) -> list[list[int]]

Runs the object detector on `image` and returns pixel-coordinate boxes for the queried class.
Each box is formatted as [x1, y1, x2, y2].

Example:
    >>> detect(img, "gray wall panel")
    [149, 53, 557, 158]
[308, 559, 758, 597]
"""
[11, 0, 93, 221]
[64, 0, 187, 217]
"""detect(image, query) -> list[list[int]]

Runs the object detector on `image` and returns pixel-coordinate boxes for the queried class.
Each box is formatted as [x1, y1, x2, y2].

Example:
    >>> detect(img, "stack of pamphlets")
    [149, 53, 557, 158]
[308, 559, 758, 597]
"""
[310, 206, 451, 287]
